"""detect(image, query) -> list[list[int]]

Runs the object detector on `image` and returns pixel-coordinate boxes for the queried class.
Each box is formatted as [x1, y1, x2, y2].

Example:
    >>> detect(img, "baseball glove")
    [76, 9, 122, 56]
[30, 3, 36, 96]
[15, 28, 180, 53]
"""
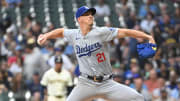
[137, 43, 157, 59]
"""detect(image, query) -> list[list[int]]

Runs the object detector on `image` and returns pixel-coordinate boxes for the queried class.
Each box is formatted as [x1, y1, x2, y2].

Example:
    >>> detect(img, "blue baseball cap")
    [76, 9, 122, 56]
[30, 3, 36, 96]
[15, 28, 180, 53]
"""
[76, 6, 96, 19]
[15, 45, 22, 51]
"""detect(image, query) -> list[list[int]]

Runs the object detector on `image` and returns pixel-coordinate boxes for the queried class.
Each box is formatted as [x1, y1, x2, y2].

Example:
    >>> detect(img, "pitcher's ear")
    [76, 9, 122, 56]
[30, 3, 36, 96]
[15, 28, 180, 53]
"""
[77, 17, 81, 22]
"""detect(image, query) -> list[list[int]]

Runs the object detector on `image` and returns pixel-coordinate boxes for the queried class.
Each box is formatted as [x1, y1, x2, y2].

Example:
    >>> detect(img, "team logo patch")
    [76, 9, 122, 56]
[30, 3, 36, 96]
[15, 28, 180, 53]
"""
[109, 27, 115, 32]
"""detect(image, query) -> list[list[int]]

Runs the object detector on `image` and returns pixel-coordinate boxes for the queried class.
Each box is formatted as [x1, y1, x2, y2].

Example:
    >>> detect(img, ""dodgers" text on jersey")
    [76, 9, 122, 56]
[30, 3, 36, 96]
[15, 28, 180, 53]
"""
[76, 42, 102, 57]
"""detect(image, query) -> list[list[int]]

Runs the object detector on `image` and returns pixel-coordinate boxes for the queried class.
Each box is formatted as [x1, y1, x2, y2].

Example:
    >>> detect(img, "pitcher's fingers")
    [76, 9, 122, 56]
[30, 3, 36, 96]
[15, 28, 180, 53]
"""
[40, 39, 47, 45]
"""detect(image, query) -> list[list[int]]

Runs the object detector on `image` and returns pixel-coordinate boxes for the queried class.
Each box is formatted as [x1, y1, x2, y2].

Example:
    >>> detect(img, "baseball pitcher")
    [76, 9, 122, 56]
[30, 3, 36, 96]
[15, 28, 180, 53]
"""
[38, 6, 156, 101]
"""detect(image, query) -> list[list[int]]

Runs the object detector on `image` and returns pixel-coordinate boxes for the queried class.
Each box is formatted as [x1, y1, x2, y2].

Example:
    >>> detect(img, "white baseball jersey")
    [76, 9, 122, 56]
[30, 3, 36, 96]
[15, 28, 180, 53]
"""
[40, 68, 73, 96]
[64, 27, 118, 76]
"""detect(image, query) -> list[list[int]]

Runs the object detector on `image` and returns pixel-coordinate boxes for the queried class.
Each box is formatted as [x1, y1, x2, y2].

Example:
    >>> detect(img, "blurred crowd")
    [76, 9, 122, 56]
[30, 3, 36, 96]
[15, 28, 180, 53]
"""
[0, 0, 180, 101]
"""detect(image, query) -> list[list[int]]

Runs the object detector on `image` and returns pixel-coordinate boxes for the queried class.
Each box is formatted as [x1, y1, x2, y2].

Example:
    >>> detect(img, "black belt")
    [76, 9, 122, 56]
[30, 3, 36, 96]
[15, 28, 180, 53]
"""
[81, 73, 113, 82]
[55, 95, 63, 98]
[48, 95, 63, 98]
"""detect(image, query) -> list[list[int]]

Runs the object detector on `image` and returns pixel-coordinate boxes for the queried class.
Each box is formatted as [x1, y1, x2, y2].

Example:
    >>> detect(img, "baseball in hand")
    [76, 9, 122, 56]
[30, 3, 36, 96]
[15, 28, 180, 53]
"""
[37, 35, 44, 45]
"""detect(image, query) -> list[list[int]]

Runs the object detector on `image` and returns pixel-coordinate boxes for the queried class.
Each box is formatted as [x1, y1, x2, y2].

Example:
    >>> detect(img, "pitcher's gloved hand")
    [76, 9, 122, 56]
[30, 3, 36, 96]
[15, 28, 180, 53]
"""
[137, 43, 157, 59]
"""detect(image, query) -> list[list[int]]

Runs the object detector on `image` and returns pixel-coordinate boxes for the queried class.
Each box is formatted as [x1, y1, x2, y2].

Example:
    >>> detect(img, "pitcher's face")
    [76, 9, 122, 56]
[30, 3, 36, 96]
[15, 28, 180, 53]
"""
[78, 11, 94, 26]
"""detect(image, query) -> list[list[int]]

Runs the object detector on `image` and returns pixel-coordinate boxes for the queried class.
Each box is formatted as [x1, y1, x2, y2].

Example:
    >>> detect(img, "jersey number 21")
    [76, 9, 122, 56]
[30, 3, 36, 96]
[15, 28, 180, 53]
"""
[96, 52, 106, 63]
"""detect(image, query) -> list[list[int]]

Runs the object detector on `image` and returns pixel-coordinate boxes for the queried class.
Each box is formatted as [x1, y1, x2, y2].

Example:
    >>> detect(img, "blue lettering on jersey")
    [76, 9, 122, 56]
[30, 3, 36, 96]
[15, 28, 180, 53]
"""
[76, 42, 102, 57]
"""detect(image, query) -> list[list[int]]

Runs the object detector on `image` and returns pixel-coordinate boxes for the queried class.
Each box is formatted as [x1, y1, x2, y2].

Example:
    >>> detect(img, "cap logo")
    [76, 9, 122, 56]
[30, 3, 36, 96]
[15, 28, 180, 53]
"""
[57, 57, 61, 61]
[55, 56, 63, 63]
[84, 6, 89, 9]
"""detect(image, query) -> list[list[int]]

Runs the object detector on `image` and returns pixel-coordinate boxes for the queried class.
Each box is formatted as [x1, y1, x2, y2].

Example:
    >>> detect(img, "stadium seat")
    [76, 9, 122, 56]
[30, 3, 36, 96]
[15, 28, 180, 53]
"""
[104, 0, 120, 27]
[62, 0, 76, 28]
[75, 0, 86, 8]
[34, 0, 45, 26]
[48, 0, 60, 28]
[20, 0, 30, 20]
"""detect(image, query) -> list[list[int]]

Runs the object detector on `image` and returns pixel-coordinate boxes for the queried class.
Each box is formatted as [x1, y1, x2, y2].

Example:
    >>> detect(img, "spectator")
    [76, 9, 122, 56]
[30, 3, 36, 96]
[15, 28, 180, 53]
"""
[94, 0, 110, 26]
[159, 2, 169, 15]
[140, 12, 156, 33]
[125, 11, 137, 29]
[94, 0, 110, 18]
[112, 62, 122, 75]
[4, 17, 18, 37]
[145, 69, 159, 93]
[159, 13, 175, 33]
[155, 88, 172, 101]
[165, 26, 179, 44]
[31, 22, 42, 38]
[8, 56, 23, 75]
[168, 70, 178, 90]
[130, 74, 147, 89]
[26, 72, 41, 101]
[168, 57, 179, 75]
[133, 76, 152, 101]
[5, 0, 22, 8]
[152, 19, 165, 47]
[108, 40, 119, 64]
[1, 0, 8, 7]
[22, 15, 33, 34]
[11, 73, 27, 101]
[40, 41, 54, 61]
[144, 62, 153, 79]
[128, 36, 138, 60]
[152, 77, 171, 100]
[0, 61, 13, 89]
[8, 45, 23, 75]
[0, 83, 9, 101]
[173, 7, 180, 25]
[124, 58, 140, 80]
[157, 63, 169, 80]
[115, 0, 135, 17]
[115, 38, 129, 63]
[23, 40, 49, 80]
[0, 41, 9, 62]
[0, 17, 13, 35]
[115, 0, 135, 27]
[170, 78, 180, 101]
[47, 22, 55, 32]
[138, 0, 159, 19]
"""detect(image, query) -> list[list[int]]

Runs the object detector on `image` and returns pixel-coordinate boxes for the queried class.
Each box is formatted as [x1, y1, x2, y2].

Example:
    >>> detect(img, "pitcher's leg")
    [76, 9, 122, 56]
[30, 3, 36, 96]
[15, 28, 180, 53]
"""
[66, 80, 97, 101]
[100, 80, 144, 101]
